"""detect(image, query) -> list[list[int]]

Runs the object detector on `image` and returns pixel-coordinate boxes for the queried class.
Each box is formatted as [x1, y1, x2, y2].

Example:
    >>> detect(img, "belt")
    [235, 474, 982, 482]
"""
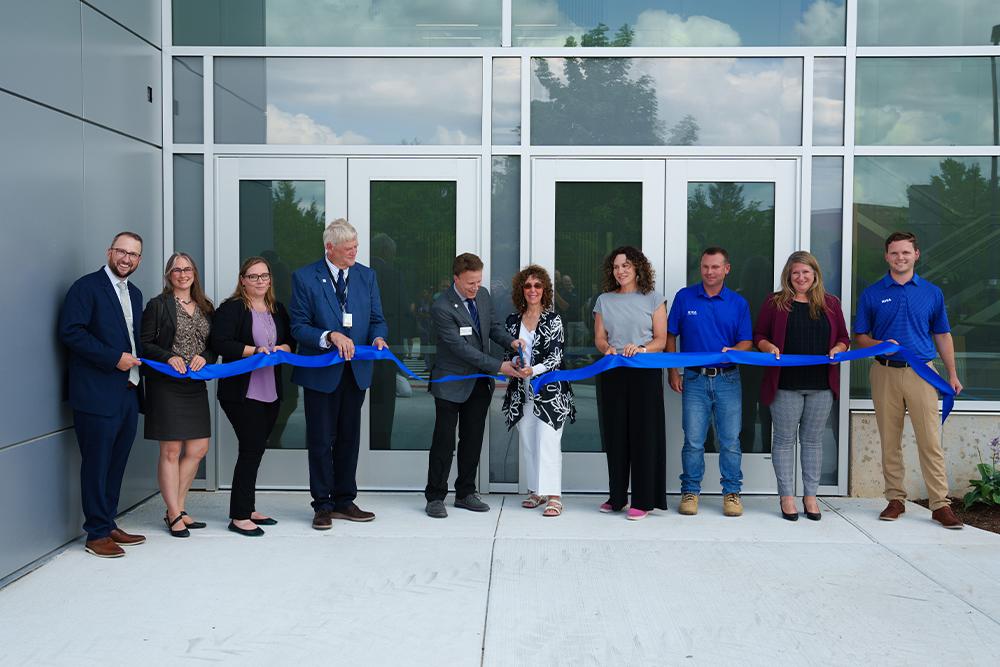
[688, 366, 737, 377]
[874, 356, 909, 368]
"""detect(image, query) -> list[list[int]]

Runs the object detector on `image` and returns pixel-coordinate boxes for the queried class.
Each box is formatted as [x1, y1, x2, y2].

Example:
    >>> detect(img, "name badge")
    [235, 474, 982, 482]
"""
[342, 313, 353, 328]
[459, 326, 473, 336]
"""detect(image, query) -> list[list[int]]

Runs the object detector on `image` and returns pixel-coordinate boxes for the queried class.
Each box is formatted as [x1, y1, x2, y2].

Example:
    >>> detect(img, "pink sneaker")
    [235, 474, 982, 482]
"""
[599, 502, 629, 513]
[626, 508, 648, 521]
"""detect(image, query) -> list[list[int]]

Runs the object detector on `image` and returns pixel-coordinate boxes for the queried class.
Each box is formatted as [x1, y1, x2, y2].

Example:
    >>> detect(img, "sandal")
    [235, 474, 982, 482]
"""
[164, 514, 190, 538]
[522, 493, 549, 509]
[542, 498, 563, 517]
[180, 510, 206, 529]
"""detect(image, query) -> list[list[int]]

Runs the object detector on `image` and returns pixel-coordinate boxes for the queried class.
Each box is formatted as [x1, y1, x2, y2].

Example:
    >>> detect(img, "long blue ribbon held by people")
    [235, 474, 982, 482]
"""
[530, 341, 956, 423]
[143, 341, 956, 423]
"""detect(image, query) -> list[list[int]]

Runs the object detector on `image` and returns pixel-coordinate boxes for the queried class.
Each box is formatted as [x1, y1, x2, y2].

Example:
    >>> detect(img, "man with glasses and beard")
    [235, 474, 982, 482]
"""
[58, 232, 148, 558]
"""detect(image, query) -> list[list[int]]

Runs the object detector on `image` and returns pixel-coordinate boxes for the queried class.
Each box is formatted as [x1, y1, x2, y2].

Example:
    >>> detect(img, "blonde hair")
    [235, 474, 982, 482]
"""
[231, 256, 276, 313]
[773, 251, 828, 319]
[323, 218, 357, 247]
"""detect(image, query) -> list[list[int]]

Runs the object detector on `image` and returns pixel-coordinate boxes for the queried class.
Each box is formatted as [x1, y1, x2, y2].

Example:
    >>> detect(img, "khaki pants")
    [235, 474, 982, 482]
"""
[870, 363, 950, 510]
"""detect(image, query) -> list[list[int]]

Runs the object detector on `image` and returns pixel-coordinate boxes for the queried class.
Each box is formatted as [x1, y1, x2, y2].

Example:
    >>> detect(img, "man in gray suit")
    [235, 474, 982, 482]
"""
[425, 253, 528, 517]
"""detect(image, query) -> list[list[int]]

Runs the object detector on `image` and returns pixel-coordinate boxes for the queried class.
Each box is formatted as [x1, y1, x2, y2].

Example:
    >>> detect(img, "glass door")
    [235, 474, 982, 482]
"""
[664, 159, 797, 494]
[216, 157, 347, 488]
[531, 159, 666, 492]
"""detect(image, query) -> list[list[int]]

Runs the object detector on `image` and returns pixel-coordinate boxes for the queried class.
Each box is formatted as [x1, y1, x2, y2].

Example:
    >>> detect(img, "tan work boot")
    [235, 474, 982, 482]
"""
[723, 493, 743, 517]
[678, 493, 699, 515]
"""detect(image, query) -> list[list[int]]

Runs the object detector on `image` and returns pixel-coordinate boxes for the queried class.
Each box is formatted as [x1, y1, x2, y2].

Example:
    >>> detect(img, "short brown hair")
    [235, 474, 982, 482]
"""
[111, 231, 143, 247]
[702, 246, 730, 264]
[884, 231, 918, 252]
[601, 246, 656, 294]
[511, 265, 553, 313]
[453, 252, 484, 276]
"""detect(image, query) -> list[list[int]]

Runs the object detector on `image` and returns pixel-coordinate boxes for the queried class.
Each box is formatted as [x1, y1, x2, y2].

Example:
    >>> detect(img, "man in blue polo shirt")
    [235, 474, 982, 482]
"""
[667, 246, 752, 517]
[855, 231, 964, 529]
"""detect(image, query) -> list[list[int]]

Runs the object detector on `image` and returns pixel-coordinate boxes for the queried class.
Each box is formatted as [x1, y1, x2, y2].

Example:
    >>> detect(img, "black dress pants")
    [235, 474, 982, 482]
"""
[222, 398, 279, 520]
[598, 367, 668, 512]
[425, 378, 491, 502]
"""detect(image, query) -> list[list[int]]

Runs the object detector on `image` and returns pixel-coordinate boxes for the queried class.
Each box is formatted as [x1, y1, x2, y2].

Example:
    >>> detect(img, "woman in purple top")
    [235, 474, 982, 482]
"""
[210, 257, 295, 536]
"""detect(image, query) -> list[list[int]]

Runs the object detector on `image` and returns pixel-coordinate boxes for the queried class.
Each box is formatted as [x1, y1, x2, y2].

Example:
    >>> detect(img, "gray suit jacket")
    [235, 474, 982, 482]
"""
[429, 285, 514, 402]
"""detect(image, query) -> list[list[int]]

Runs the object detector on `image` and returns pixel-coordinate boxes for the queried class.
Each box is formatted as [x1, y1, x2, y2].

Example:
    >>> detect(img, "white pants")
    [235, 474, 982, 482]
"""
[517, 393, 564, 496]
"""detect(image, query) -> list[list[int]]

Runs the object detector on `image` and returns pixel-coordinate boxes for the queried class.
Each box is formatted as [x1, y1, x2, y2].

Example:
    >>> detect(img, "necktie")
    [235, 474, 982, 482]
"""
[116, 280, 140, 385]
[465, 297, 481, 334]
[335, 269, 346, 309]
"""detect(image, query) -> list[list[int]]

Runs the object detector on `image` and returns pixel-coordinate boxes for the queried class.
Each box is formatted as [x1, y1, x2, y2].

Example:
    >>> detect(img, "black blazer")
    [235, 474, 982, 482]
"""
[210, 298, 294, 403]
[140, 293, 217, 375]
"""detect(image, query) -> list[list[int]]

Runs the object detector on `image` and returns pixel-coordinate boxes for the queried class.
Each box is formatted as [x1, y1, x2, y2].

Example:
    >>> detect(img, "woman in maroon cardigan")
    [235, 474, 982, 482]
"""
[754, 251, 850, 521]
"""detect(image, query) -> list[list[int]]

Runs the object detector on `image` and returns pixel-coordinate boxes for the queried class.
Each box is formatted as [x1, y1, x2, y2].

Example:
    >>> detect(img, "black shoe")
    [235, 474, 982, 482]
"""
[251, 516, 278, 526]
[781, 510, 799, 521]
[164, 514, 190, 538]
[180, 511, 206, 529]
[804, 509, 822, 521]
[228, 521, 264, 537]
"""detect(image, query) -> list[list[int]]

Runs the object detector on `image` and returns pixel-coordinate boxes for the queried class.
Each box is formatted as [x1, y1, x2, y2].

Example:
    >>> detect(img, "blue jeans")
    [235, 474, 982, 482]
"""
[680, 368, 743, 495]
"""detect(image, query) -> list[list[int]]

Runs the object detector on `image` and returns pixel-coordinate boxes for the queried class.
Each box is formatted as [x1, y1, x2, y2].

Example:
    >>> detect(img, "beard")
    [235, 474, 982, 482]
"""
[108, 259, 137, 279]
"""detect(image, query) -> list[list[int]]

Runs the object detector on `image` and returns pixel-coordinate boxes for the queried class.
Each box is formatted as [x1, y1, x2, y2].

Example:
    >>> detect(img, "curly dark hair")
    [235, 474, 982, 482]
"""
[511, 264, 553, 313]
[601, 246, 655, 294]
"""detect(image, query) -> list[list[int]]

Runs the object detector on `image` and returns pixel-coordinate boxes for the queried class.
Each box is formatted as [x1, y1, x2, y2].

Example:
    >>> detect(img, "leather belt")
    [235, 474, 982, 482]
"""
[875, 356, 909, 368]
[688, 366, 737, 377]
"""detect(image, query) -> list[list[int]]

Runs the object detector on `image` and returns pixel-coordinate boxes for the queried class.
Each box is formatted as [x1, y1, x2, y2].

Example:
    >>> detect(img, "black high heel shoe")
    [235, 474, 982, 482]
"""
[164, 514, 190, 538]
[781, 509, 799, 521]
[802, 498, 822, 521]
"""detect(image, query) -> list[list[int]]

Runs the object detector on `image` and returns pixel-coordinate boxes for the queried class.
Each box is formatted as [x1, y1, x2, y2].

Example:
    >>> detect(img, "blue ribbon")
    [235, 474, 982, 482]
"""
[143, 341, 956, 423]
[530, 341, 956, 423]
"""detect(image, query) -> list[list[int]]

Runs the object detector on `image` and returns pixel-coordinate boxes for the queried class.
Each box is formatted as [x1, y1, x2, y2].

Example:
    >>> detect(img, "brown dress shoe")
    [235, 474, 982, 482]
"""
[330, 502, 375, 522]
[931, 505, 964, 529]
[312, 510, 333, 530]
[85, 537, 125, 558]
[879, 499, 906, 521]
[110, 528, 146, 546]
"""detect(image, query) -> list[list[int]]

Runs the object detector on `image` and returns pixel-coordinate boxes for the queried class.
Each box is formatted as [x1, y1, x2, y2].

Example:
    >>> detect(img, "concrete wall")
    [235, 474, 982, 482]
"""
[850, 411, 1000, 501]
[0, 0, 162, 581]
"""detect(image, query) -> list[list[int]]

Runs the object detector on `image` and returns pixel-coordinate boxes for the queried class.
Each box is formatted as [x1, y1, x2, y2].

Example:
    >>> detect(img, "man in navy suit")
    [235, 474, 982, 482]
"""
[290, 219, 388, 530]
[58, 232, 148, 558]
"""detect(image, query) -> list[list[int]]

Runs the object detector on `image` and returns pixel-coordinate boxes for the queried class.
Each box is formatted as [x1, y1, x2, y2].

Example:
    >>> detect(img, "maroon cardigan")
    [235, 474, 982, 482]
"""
[752, 293, 850, 406]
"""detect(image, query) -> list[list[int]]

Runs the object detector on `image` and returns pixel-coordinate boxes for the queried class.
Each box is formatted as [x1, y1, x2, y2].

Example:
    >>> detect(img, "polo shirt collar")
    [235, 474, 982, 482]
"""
[697, 283, 729, 299]
[880, 271, 920, 288]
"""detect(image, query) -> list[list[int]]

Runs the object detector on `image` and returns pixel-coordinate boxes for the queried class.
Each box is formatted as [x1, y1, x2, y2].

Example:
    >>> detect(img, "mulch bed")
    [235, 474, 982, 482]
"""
[913, 497, 1000, 534]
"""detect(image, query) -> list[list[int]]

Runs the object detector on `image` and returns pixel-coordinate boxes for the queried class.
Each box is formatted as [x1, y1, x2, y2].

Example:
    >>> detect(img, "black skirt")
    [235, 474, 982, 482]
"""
[144, 375, 211, 441]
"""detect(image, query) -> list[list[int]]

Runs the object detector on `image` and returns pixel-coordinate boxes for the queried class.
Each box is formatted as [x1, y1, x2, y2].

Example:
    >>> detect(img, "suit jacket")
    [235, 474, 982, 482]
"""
[752, 293, 851, 406]
[289, 258, 388, 392]
[429, 285, 514, 402]
[58, 267, 144, 416]
[210, 298, 295, 403]
[501, 310, 575, 430]
[139, 292, 217, 375]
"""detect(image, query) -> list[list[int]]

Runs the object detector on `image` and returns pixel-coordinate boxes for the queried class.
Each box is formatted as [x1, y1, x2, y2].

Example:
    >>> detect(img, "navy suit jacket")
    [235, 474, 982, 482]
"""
[58, 268, 144, 416]
[289, 258, 388, 393]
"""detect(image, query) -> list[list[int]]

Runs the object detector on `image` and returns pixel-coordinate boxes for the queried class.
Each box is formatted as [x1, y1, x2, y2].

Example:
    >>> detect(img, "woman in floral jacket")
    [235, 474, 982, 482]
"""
[502, 265, 575, 517]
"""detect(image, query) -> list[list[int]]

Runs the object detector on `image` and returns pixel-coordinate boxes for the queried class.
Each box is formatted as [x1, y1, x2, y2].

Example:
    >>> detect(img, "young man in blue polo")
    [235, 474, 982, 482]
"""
[667, 247, 753, 517]
[854, 231, 964, 529]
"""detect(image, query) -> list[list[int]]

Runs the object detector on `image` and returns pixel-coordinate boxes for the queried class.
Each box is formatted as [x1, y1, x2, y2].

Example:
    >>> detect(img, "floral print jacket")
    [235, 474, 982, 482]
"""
[501, 309, 576, 431]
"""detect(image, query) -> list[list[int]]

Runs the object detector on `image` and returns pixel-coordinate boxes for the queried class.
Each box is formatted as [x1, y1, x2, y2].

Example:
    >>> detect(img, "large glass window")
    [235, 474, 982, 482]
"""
[488, 157, 522, 483]
[856, 58, 1000, 146]
[492, 59, 522, 146]
[513, 0, 845, 47]
[172, 155, 204, 271]
[368, 181, 457, 451]
[173, 0, 501, 47]
[853, 157, 1000, 400]
[812, 157, 844, 297]
[172, 57, 203, 144]
[531, 58, 802, 146]
[858, 0, 1000, 46]
[813, 57, 845, 146]
[214, 58, 483, 145]
[238, 180, 326, 448]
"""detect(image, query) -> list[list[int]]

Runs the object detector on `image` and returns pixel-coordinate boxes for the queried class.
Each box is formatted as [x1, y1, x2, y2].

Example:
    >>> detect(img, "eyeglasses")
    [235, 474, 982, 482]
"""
[243, 272, 271, 283]
[110, 247, 141, 261]
[523, 282, 544, 290]
[169, 267, 194, 275]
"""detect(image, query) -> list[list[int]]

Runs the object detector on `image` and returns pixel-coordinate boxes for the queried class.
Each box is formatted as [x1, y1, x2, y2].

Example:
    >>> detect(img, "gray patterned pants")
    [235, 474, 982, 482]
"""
[769, 389, 834, 497]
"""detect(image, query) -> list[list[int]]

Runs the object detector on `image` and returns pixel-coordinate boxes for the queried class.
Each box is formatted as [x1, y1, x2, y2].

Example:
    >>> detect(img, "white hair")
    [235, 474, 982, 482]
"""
[323, 218, 357, 247]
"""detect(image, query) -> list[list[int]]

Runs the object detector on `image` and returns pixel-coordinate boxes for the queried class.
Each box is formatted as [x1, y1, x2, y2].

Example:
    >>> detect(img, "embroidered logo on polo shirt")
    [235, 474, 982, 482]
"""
[881, 298, 892, 304]
[687, 310, 698, 315]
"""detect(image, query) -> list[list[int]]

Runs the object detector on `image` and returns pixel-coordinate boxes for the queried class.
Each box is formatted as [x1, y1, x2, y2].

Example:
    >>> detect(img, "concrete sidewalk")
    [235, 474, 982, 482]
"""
[0, 493, 998, 666]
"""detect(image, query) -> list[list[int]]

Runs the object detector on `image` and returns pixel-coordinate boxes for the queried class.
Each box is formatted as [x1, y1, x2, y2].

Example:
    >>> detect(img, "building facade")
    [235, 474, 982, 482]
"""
[3, 0, 1000, 581]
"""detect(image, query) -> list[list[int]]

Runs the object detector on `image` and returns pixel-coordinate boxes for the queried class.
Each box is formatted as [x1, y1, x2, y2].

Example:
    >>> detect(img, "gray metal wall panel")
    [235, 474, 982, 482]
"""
[84, 0, 161, 47]
[0, 0, 83, 115]
[0, 93, 83, 448]
[81, 5, 161, 145]
[82, 123, 163, 299]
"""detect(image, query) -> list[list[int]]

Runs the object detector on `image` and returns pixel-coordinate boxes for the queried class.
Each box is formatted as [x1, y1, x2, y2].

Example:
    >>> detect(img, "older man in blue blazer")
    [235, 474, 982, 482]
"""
[290, 219, 388, 530]
[58, 232, 148, 558]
